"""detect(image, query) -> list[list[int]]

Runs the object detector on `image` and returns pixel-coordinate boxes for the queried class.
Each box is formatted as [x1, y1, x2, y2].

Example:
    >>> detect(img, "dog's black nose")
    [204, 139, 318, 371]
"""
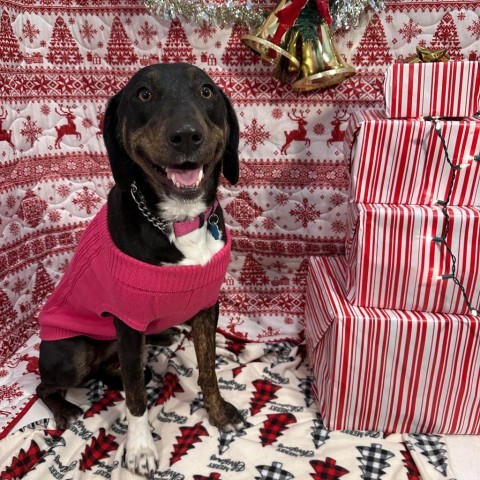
[168, 124, 204, 154]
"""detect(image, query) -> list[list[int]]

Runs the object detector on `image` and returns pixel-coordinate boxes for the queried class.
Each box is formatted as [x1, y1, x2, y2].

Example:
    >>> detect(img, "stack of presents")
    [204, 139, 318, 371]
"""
[305, 57, 480, 434]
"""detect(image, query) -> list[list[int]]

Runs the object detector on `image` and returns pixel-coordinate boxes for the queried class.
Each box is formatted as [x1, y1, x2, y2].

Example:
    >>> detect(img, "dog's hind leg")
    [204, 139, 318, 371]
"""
[37, 338, 95, 430]
[191, 302, 245, 432]
[114, 318, 159, 477]
[94, 361, 124, 390]
[36, 383, 83, 430]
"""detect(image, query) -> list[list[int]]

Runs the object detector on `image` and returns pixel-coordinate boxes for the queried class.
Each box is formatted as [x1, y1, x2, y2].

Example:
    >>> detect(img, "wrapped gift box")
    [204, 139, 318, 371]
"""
[345, 202, 480, 314]
[304, 255, 480, 433]
[383, 61, 480, 118]
[344, 110, 480, 205]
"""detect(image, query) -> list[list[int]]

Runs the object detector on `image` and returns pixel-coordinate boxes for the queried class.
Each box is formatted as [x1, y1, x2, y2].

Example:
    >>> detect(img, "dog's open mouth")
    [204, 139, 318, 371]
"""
[165, 166, 203, 189]
[146, 159, 207, 193]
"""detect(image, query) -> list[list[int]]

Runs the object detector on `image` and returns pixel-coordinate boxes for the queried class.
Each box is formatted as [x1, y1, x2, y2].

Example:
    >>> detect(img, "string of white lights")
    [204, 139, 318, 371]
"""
[425, 115, 479, 317]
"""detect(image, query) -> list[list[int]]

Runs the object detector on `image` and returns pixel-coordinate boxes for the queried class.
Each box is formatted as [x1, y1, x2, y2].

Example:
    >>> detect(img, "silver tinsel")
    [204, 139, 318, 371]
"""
[330, 0, 386, 30]
[143, 0, 267, 28]
[143, 0, 386, 30]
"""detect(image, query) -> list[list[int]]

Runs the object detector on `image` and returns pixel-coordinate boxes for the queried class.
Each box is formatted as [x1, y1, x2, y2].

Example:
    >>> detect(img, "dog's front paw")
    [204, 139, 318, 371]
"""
[124, 433, 159, 477]
[208, 400, 246, 433]
[124, 410, 159, 477]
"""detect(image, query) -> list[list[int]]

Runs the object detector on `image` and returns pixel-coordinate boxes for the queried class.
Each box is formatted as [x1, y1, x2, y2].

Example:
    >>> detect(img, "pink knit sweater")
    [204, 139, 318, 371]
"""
[39, 204, 231, 341]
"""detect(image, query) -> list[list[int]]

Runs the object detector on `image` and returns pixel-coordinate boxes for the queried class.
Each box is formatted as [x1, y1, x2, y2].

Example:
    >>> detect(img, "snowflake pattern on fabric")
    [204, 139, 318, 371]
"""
[467, 18, 480, 40]
[241, 118, 270, 152]
[398, 18, 422, 43]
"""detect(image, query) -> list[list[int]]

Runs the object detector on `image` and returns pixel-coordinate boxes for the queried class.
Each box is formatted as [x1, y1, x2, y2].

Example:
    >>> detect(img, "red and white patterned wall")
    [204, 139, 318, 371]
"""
[1, 0, 480, 357]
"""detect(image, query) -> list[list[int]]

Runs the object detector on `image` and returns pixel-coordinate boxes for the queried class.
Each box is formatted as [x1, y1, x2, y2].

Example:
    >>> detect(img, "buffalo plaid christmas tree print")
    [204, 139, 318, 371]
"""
[356, 443, 394, 479]
[170, 422, 209, 466]
[79, 428, 119, 472]
[250, 379, 282, 415]
[255, 461, 294, 480]
[409, 434, 449, 477]
[310, 457, 350, 480]
[259, 413, 297, 447]
[1, 441, 45, 478]
[311, 413, 330, 449]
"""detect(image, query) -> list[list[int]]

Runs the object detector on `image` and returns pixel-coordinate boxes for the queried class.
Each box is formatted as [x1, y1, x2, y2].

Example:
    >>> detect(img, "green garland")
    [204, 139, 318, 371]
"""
[295, 0, 323, 43]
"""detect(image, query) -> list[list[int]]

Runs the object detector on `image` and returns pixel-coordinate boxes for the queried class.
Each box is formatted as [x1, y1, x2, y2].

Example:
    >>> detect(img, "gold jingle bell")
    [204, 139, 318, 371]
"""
[242, 0, 308, 70]
[292, 21, 356, 92]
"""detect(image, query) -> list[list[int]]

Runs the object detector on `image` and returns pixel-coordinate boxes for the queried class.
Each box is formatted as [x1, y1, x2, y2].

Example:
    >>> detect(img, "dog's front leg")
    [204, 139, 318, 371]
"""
[114, 318, 159, 477]
[191, 303, 245, 432]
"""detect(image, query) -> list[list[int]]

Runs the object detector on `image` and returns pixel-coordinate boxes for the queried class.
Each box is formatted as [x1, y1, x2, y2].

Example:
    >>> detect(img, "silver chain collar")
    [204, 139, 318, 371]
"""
[130, 181, 170, 233]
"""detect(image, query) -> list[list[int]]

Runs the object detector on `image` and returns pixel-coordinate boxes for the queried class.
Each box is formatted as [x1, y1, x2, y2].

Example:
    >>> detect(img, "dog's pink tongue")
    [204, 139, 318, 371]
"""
[166, 167, 201, 187]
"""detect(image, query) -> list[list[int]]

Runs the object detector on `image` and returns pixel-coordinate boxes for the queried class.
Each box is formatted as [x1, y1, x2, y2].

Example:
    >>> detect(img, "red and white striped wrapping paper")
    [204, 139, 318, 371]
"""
[343, 110, 480, 205]
[383, 61, 480, 118]
[345, 202, 480, 314]
[304, 255, 480, 433]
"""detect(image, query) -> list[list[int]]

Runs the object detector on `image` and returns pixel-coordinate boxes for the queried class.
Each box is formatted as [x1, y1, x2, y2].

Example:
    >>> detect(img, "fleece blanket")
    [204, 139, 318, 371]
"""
[0, 328, 459, 479]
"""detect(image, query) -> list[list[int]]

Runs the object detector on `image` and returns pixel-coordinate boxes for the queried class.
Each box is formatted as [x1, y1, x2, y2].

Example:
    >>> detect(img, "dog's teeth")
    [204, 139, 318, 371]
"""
[170, 169, 203, 189]
[171, 174, 182, 189]
[193, 169, 203, 188]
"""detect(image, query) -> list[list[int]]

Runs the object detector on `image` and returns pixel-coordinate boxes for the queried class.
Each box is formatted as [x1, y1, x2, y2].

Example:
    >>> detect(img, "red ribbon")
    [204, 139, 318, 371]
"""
[314, 0, 332, 25]
[275, 0, 309, 27]
[270, 0, 332, 47]
[271, 0, 308, 46]
[275, 0, 332, 28]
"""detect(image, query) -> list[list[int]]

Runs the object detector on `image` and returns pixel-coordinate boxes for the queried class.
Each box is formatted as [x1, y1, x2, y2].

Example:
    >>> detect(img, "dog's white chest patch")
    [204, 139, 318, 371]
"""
[172, 224, 223, 266]
[159, 197, 224, 266]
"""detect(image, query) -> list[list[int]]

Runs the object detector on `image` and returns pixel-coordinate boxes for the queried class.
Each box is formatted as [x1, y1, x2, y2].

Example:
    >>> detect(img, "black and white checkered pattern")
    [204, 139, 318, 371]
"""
[263, 343, 295, 366]
[357, 443, 394, 479]
[146, 382, 163, 408]
[311, 413, 330, 449]
[215, 355, 228, 369]
[217, 427, 247, 455]
[410, 434, 448, 477]
[299, 375, 315, 407]
[85, 379, 104, 403]
[190, 391, 204, 414]
[146, 345, 163, 363]
[255, 461, 295, 480]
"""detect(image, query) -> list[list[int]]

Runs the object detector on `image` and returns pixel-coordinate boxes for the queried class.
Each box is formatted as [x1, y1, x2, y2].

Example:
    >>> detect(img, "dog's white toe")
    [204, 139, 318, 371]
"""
[125, 444, 159, 476]
[124, 410, 159, 477]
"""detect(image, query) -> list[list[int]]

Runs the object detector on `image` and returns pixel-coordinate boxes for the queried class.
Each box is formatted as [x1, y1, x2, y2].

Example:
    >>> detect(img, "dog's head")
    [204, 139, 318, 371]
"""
[103, 63, 239, 204]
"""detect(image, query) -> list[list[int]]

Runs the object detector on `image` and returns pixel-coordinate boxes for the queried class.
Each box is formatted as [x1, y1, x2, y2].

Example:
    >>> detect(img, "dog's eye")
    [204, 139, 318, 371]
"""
[137, 88, 152, 101]
[200, 85, 214, 99]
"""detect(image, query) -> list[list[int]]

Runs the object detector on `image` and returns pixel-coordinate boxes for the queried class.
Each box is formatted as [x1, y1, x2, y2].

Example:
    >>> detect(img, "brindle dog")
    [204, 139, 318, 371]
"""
[37, 63, 244, 477]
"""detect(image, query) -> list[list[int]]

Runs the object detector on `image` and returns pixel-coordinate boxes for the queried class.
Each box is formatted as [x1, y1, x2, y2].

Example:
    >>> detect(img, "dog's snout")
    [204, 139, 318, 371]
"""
[168, 124, 204, 154]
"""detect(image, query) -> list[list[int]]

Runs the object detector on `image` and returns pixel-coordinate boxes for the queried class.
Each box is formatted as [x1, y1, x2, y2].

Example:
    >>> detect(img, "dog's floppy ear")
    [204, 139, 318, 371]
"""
[221, 91, 240, 185]
[102, 91, 135, 191]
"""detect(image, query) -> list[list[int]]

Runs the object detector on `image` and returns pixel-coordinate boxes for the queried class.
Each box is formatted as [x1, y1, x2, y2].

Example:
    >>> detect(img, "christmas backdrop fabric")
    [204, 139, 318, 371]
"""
[2, 0, 479, 352]
[1, 0, 480, 478]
